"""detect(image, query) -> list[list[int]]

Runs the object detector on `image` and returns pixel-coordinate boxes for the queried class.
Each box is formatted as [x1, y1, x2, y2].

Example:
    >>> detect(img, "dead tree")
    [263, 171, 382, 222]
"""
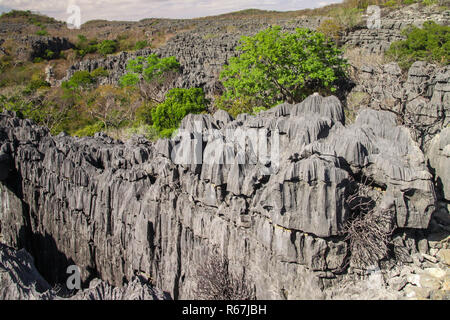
[194, 248, 255, 300]
[341, 177, 394, 269]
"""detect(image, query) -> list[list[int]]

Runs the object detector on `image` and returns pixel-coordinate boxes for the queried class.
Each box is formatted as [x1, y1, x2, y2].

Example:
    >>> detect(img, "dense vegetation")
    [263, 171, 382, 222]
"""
[152, 88, 208, 137]
[73, 35, 122, 58]
[387, 21, 450, 69]
[119, 54, 180, 89]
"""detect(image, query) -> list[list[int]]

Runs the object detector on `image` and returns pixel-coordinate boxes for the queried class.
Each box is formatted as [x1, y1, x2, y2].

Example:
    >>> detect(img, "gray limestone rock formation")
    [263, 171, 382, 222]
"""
[69, 277, 170, 300]
[0, 93, 438, 299]
[350, 61, 449, 151]
[427, 127, 450, 202]
[0, 243, 168, 300]
[0, 243, 52, 300]
[16, 35, 74, 61]
[341, 4, 450, 54]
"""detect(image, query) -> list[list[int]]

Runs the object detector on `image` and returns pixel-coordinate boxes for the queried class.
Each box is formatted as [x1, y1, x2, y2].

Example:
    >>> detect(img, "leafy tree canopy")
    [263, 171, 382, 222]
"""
[62, 70, 94, 90]
[119, 54, 180, 87]
[151, 87, 207, 137]
[97, 40, 118, 55]
[220, 26, 348, 108]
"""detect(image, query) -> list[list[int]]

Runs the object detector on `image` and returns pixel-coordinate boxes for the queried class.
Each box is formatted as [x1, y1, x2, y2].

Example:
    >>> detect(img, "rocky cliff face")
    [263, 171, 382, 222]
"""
[427, 127, 450, 206]
[15, 35, 74, 61]
[350, 61, 450, 151]
[0, 93, 440, 299]
[0, 243, 168, 300]
[341, 3, 450, 53]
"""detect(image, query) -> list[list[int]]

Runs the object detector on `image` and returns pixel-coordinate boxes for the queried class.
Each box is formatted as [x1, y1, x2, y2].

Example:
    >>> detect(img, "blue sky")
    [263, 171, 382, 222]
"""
[0, 0, 342, 22]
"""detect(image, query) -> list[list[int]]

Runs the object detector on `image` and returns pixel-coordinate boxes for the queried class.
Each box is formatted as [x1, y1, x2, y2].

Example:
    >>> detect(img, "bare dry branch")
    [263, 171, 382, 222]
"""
[194, 248, 255, 300]
[341, 178, 394, 269]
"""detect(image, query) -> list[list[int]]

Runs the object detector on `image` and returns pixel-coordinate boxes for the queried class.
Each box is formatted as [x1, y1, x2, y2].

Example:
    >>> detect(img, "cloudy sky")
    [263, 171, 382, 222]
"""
[0, 0, 342, 22]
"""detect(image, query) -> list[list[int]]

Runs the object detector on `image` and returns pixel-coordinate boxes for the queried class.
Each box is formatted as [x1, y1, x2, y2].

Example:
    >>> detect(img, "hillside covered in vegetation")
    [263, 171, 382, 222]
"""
[0, 0, 448, 140]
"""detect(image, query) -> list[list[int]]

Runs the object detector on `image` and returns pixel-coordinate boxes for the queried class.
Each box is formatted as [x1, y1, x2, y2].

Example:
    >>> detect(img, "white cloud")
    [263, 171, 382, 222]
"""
[0, 0, 342, 22]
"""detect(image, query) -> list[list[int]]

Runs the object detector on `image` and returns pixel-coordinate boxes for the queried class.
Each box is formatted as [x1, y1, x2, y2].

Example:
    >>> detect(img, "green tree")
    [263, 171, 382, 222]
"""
[97, 40, 118, 55]
[90, 67, 109, 79]
[120, 54, 180, 85]
[36, 28, 48, 36]
[151, 88, 207, 137]
[119, 54, 180, 102]
[220, 26, 348, 109]
[75, 36, 98, 57]
[119, 72, 140, 87]
[61, 70, 94, 90]
[134, 40, 149, 50]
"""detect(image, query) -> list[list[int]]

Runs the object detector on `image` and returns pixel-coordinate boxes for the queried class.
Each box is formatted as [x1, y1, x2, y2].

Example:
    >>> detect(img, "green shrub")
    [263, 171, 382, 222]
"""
[215, 95, 254, 118]
[97, 40, 118, 55]
[119, 73, 140, 87]
[44, 49, 57, 60]
[332, 7, 363, 29]
[317, 19, 343, 42]
[77, 35, 87, 42]
[134, 102, 155, 125]
[0, 94, 44, 123]
[151, 88, 207, 137]
[0, 10, 57, 24]
[134, 40, 149, 50]
[119, 54, 180, 88]
[73, 121, 105, 137]
[0, 55, 12, 72]
[1, 10, 32, 19]
[252, 106, 268, 114]
[422, 0, 438, 5]
[90, 67, 109, 79]
[22, 79, 50, 95]
[75, 37, 99, 57]
[62, 71, 94, 90]
[125, 54, 179, 82]
[0, 61, 46, 86]
[387, 21, 449, 69]
[126, 124, 159, 141]
[36, 28, 48, 36]
[220, 26, 348, 109]
[383, 0, 398, 7]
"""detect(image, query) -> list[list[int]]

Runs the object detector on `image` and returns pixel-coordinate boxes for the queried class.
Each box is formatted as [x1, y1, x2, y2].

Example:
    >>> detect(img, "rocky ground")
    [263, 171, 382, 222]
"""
[0, 3, 449, 300]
